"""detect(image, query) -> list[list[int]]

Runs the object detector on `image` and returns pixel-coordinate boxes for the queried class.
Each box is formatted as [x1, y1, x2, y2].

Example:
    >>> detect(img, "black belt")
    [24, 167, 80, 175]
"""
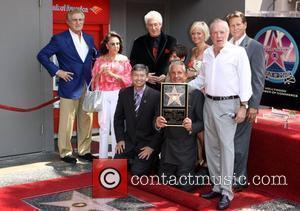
[206, 94, 239, 101]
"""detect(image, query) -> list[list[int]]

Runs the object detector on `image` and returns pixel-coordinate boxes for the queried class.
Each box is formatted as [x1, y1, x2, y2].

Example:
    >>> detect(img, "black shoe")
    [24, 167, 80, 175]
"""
[217, 195, 230, 210]
[78, 153, 97, 162]
[61, 155, 77, 164]
[201, 191, 221, 199]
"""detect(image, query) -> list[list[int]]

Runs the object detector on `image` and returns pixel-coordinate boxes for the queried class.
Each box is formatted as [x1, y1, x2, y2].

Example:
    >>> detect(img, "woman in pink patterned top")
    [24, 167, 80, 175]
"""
[92, 31, 132, 158]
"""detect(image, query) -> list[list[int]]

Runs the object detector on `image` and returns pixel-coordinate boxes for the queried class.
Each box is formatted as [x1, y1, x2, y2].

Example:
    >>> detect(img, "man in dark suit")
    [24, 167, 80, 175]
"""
[130, 10, 177, 91]
[114, 64, 161, 175]
[155, 61, 204, 192]
[226, 11, 266, 191]
[37, 9, 97, 164]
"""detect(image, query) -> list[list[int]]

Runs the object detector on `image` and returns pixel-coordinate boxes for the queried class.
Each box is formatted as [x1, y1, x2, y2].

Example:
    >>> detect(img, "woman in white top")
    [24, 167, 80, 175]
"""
[188, 21, 210, 80]
[188, 21, 210, 167]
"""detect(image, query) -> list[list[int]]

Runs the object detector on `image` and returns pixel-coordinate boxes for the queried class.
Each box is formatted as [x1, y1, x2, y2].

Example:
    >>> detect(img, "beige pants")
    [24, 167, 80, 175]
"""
[58, 93, 93, 158]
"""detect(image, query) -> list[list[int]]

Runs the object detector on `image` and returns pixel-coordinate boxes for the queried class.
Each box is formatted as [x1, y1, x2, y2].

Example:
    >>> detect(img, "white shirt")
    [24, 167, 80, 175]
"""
[69, 29, 89, 62]
[229, 33, 246, 46]
[189, 42, 252, 102]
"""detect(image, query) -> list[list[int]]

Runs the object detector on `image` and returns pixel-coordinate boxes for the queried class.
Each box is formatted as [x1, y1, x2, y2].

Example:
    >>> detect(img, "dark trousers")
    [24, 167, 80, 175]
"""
[114, 145, 155, 176]
[159, 162, 196, 192]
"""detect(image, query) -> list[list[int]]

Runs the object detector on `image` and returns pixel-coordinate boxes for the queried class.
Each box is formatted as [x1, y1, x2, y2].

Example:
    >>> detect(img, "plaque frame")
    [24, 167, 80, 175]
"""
[160, 83, 188, 127]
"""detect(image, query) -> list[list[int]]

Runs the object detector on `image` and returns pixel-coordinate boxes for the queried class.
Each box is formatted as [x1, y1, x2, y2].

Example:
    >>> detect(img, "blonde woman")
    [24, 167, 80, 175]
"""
[188, 21, 210, 80]
[92, 32, 132, 158]
[188, 21, 210, 167]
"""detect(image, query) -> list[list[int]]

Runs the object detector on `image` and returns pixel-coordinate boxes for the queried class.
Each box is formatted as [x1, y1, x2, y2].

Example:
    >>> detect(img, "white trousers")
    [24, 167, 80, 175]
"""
[98, 90, 119, 158]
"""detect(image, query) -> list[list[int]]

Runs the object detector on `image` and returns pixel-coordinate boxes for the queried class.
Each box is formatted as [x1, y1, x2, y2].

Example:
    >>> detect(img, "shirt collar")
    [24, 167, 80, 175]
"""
[69, 29, 83, 39]
[229, 33, 246, 46]
[134, 85, 146, 96]
[208, 41, 233, 56]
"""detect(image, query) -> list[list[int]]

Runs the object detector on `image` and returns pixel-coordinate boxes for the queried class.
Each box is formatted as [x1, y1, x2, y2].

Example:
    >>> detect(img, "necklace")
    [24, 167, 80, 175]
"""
[104, 53, 118, 61]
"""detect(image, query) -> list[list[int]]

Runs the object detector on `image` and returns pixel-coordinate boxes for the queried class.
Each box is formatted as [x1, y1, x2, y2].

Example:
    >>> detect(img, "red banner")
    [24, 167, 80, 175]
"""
[53, 0, 109, 24]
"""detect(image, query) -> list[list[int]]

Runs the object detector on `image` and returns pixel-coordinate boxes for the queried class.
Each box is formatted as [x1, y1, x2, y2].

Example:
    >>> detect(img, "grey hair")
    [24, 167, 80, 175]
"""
[168, 60, 187, 73]
[66, 8, 85, 21]
[144, 10, 163, 25]
[209, 18, 229, 32]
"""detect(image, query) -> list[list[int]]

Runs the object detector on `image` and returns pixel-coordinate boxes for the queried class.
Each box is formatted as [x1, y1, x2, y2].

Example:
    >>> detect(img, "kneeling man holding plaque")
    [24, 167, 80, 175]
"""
[155, 61, 204, 192]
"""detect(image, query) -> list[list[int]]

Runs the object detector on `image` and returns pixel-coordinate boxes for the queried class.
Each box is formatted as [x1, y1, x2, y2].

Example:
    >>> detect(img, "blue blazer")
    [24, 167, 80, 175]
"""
[37, 30, 96, 99]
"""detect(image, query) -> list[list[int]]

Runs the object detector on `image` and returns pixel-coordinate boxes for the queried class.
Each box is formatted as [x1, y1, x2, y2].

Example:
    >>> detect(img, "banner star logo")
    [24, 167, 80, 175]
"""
[265, 33, 286, 70]
[165, 86, 183, 106]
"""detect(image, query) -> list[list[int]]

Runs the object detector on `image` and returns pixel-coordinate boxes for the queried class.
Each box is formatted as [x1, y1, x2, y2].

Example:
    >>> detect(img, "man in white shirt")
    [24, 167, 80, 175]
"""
[189, 19, 252, 210]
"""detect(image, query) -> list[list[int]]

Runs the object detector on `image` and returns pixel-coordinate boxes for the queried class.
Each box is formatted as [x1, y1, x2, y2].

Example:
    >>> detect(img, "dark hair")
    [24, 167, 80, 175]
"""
[99, 31, 123, 55]
[132, 64, 149, 74]
[225, 11, 247, 24]
[170, 44, 188, 61]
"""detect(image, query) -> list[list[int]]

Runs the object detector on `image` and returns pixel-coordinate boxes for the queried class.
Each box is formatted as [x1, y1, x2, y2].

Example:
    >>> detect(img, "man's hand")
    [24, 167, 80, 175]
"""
[187, 69, 197, 79]
[108, 71, 122, 80]
[155, 116, 167, 129]
[157, 74, 166, 83]
[246, 108, 258, 123]
[115, 140, 125, 154]
[147, 73, 159, 84]
[182, 117, 192, 132]
[56, 70, 74, 82]
[138, 146, 154, 160]
[235, 106, 247, 123]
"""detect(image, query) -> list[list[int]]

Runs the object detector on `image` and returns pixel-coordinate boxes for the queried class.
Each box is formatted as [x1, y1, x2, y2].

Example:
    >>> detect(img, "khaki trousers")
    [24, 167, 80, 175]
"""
[58, 93, 93, 158]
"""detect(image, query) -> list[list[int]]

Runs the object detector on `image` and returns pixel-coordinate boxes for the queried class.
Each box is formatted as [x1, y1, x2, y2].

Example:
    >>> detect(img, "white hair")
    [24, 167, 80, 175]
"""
[210, 18, 229, 32]
[144, 10, 163, 25]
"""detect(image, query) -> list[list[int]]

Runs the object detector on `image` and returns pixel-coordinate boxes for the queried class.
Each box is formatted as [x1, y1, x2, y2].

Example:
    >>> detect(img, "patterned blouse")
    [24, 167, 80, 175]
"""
[92, 55, 132, 91]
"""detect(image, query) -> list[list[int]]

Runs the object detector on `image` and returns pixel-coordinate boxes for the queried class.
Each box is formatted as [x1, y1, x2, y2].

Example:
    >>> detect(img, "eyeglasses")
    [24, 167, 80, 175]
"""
[108, 42, 120, 46]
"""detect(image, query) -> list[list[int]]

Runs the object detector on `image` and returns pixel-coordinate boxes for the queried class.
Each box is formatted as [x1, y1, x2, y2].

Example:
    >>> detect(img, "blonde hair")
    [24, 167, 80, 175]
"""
[144, 10, 163, 25]
[190, 21, 210, 42]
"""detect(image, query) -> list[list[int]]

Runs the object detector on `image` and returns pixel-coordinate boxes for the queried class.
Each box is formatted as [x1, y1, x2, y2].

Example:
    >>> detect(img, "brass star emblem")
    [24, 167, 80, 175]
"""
[165, 86, 183, 106]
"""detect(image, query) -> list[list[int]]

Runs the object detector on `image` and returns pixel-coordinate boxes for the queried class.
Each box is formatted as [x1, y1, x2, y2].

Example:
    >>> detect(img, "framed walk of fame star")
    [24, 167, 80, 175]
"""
[160, 83, 188, 126]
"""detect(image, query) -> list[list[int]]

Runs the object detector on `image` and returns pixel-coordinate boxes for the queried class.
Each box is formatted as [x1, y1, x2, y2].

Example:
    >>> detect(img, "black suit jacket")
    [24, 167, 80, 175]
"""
[130, 32, 177, 90]
[160, 90, 204, 166]
[114, 86, 161, 151]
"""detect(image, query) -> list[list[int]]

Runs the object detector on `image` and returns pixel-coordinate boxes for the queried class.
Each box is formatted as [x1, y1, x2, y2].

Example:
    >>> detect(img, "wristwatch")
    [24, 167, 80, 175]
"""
[240, 102, 249, 109]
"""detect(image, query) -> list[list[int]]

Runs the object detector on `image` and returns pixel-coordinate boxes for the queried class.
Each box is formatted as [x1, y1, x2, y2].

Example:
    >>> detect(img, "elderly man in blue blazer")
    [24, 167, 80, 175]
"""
[37, 8, 97, 164]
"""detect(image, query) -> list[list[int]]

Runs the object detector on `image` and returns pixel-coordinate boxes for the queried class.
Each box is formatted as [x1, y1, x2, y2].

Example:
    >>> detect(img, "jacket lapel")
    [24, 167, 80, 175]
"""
[143, 35, 156, 62]
[156, 32, 167, 60]
[240, 35, 250, 48]
[83, 32, 95, 63]
[129, 87, 136, 117]
[136, 86, 148, 120]
[65, 31, 83, 62]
